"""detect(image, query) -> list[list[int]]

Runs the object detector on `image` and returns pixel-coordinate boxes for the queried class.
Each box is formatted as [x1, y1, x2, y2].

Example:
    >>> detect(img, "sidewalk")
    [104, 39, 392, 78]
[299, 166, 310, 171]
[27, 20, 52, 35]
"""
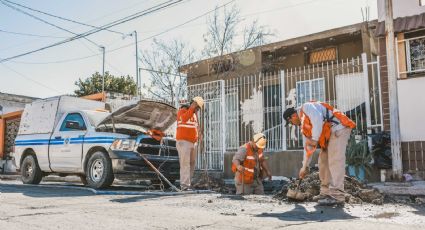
[369, 181, 425, 196]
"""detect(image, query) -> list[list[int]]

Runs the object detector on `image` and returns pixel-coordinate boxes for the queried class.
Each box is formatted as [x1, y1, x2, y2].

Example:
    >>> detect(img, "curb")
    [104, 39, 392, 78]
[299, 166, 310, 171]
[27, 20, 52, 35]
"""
[0, 181, 216, 196]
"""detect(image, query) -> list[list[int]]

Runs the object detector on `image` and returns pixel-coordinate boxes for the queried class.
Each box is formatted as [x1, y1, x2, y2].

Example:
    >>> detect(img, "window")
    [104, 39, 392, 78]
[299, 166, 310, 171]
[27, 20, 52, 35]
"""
[296, 78, 325, 106]
[60, 113, 86, 131]
[406, 36, 425, 73]
[309, 47, 337, 64]
[420, 0, 425, 6]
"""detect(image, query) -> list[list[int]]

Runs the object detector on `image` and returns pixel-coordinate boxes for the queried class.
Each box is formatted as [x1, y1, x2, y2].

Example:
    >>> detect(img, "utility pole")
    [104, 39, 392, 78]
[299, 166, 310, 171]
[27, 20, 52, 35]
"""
[100, 46, 106, 94]
[134, 30, 140, 97]
[384, 0, 402, 180]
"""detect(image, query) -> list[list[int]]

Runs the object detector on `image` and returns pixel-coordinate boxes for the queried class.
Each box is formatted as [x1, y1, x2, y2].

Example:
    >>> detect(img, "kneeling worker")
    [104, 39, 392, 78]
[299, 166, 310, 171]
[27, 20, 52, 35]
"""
[232, 133, 272, 195]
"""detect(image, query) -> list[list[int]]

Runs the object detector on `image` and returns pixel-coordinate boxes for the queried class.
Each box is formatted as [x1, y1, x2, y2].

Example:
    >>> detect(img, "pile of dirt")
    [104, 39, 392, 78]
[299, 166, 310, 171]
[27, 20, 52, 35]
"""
[192, 173, 234, 194]
[274, 172, 384, 205]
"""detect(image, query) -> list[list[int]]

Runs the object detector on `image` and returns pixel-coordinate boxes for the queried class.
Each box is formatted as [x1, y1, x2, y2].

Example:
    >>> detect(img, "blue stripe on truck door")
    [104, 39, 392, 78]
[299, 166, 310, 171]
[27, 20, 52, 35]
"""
[15, 137, 116, 146]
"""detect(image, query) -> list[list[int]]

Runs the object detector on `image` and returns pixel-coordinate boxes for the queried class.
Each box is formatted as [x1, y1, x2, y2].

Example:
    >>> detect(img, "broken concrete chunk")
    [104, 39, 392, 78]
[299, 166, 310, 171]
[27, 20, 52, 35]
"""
[274, 172, 385, 205]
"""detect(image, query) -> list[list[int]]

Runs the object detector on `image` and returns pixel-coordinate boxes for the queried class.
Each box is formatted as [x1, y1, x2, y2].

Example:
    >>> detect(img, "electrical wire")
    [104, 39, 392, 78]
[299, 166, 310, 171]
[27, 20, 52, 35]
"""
[4, 0, 321, 65]
[0, 0, 154, 52]
[0, 0, 184, 63]
[0, 63, 62, 94]
[5, 0, 232, 65]
[0, 29, 67, 38]
[105, 0, 236, 55]
[2, 0, 125, 36]
[1, 0, 100, 47]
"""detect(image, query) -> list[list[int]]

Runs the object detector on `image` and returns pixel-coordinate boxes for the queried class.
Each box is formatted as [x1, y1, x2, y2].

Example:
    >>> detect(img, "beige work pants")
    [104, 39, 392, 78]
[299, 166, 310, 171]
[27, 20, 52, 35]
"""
[234, 173, 264, 195]
[176, 140, 196, 189]
[318, 128, 351, 202]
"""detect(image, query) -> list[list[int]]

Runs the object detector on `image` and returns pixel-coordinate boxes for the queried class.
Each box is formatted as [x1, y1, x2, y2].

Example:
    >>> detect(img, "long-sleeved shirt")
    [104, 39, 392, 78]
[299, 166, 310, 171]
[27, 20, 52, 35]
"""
[176, 106, 198, 143]
[299, 102, 345, 141]
[299, 102, 345, 168]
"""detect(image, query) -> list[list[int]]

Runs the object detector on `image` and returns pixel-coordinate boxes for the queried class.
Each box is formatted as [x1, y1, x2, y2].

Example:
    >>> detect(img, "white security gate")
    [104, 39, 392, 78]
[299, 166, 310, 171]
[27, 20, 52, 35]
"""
[186, 53, 383, 171]
[282, 53, 383, 149]
[187, 80, 225, 170]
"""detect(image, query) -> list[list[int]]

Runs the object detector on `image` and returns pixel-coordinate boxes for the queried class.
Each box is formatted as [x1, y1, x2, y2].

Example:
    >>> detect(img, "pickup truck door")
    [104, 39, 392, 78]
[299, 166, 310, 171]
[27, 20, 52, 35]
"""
[49, 113, 87, 172]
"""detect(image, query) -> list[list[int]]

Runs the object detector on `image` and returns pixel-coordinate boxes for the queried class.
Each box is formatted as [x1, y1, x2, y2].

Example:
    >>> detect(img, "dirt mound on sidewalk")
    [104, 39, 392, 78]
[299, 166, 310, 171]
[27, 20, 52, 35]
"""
[274, 172, 384, 204]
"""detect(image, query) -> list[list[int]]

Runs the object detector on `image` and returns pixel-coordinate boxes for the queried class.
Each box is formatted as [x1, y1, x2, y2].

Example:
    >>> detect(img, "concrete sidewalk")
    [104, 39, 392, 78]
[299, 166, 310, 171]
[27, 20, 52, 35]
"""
[369, 181, 425, 196]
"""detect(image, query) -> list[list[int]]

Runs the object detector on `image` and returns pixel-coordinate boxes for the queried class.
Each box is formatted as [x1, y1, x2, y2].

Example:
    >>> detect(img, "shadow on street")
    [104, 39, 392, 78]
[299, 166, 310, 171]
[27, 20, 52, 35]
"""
[0, 183, 93, 198]
[255, 204, 357, 222]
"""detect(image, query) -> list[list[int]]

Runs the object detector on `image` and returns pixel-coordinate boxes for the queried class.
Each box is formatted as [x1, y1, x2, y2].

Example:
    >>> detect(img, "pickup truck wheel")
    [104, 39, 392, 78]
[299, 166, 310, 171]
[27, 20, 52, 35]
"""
[21, 155, 43, 184]
[86, 151, 114, 189]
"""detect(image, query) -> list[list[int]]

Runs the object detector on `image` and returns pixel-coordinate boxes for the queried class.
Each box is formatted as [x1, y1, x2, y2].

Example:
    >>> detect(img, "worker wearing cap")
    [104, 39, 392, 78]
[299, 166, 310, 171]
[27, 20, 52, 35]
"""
[176, 96, 204, 191]
[232, 133, 272, 195]
[283, 102, 355, 206]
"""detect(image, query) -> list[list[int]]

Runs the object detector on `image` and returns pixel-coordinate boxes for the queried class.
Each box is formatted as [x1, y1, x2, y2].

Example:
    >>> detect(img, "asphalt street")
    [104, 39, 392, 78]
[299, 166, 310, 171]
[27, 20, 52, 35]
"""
[1, 179, 424, 230]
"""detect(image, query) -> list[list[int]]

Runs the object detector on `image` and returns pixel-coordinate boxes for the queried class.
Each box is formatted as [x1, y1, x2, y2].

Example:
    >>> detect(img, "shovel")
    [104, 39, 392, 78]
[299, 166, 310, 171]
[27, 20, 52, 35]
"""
[286, 179, 307, 201]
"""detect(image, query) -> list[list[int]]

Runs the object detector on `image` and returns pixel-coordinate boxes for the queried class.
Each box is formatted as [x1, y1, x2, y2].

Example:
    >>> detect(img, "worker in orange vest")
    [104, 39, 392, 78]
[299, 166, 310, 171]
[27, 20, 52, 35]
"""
[232, 133, 272, 195]
[283, 101, 355, 206]
[176, 96, 204, 191]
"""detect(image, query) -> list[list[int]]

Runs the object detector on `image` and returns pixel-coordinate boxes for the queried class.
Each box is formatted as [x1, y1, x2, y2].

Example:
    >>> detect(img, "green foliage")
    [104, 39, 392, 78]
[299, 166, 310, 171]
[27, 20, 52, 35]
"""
[74, 72, 137, 97]
[346, 135, 373, 176]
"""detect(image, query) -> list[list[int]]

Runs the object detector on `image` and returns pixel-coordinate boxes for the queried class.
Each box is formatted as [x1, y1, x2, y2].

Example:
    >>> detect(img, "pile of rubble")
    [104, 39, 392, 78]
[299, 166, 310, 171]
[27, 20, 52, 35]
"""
[274, 172, 384, 205]
[192, 173, 234, 194]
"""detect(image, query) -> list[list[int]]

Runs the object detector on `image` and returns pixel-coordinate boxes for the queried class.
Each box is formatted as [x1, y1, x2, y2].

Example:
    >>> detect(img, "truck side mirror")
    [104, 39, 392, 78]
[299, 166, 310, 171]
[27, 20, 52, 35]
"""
[65, 121, 85, 130]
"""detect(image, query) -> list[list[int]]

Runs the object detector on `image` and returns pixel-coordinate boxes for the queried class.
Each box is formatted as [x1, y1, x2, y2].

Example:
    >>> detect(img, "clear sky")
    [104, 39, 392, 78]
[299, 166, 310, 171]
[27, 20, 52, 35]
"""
[0, 0, 377, 98]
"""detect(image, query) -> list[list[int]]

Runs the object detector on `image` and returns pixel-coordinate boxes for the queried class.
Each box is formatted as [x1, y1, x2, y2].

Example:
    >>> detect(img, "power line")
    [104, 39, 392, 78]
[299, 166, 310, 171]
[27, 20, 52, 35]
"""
[81, 0, 237, 56]
[5, 0, 318, 65]
[0, 63, 62, 94]
[0, 0, 184, 63]
[5, 0, 234, 65]
[0, 0, 153, 52]
[7, 37, 126, 64]
[0, 29, 67, 38]
[9, 53, 100, 64]
[2, 0, 125, 36]
[0, 0, 100, 47]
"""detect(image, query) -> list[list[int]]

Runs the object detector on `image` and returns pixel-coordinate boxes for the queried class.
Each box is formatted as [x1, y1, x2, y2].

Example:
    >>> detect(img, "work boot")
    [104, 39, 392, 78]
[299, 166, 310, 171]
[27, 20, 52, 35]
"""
[312, 194, 328, 202]
[317, 196, 345, 207]
[180, 186, 193, 192]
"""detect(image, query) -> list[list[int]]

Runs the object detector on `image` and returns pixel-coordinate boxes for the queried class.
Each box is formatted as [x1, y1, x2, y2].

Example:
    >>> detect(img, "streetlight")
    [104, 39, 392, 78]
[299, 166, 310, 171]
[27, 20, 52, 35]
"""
[134, 31, 140, 98]
[123, 31, 140, 98]
[99, 46, 106, 94]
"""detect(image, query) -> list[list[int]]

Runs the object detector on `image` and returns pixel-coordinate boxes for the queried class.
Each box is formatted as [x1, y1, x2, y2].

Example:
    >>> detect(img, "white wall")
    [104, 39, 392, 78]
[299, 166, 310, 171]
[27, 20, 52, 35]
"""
[397, 77, 425, 141]
[378, 0, 425, 21]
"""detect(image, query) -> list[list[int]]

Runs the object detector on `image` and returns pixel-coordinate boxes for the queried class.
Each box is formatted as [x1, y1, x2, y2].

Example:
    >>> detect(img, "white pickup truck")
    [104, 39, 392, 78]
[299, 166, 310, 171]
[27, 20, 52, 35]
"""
[13, 96, 179, 188]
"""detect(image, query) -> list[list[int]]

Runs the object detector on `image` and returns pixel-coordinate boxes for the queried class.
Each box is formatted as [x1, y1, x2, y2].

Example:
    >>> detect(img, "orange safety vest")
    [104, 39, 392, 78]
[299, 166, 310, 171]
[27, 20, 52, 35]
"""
[231, 143, 264, 184]
[300, 102, 355, 154]
[176, 107, 198, 143]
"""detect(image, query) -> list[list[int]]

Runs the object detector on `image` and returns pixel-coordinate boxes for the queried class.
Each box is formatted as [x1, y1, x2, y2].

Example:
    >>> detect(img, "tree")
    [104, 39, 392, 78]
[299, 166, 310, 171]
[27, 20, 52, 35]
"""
[74, 72, 137, 97]
[242, 19, 274, 50]
[140, 38, 195, 105]
[202, 4, 273, 58]
[202, 5, 239, 58]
